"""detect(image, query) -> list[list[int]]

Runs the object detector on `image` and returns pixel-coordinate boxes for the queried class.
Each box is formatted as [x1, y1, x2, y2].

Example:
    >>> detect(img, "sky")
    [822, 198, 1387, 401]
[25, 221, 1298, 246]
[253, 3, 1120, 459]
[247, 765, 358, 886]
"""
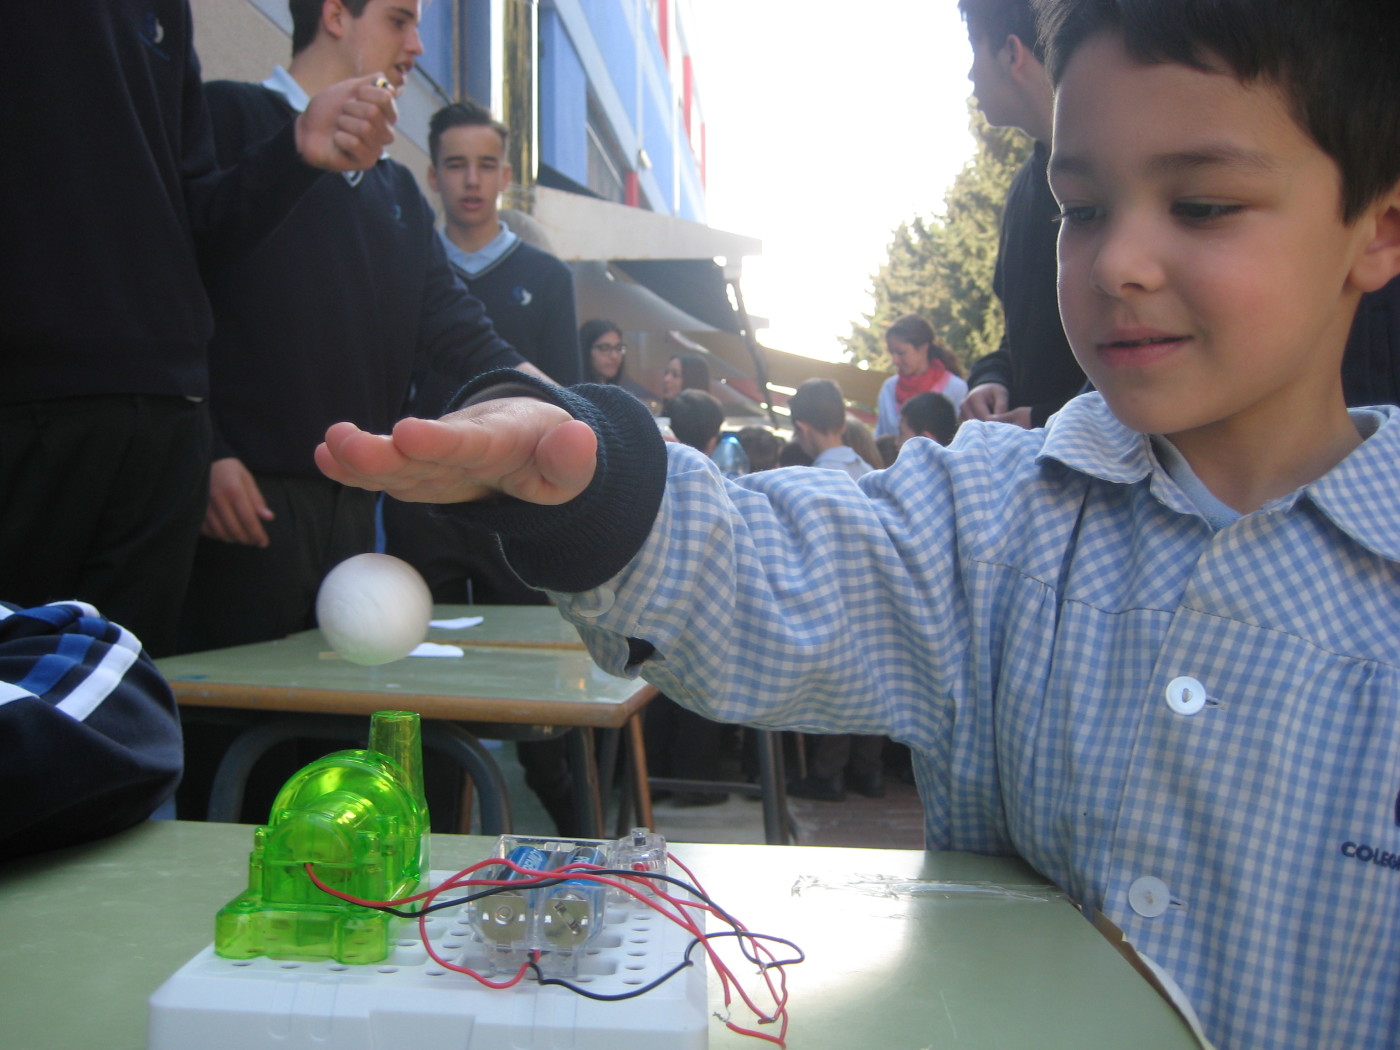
[684, 2, 980, 363]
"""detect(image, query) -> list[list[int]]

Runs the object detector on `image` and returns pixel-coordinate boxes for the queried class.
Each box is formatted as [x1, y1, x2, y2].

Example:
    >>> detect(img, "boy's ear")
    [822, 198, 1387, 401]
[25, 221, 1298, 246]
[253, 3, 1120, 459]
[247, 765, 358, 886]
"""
[1352, 181, 1400, 293]
[1003, 34, 1037, 73]
[1000, 34, 1022, 69]
[426, 163, 439, 193]
[322, 0, 348, 41]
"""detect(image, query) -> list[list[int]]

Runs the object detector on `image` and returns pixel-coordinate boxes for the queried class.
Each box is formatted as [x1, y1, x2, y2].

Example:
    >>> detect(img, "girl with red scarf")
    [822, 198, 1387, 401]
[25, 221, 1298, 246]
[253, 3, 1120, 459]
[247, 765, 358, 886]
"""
[875, 314, 968, 438]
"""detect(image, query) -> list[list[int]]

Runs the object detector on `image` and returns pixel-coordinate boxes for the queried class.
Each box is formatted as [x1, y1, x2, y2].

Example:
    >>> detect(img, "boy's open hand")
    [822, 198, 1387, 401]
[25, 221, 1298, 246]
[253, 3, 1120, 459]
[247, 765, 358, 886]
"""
[314, 397, 598, 506]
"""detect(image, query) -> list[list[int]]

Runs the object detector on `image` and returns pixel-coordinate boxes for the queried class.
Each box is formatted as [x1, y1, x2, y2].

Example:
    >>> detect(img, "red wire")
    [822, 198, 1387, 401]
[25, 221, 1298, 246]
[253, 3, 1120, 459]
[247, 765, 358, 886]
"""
[303, 854, 795, 1046]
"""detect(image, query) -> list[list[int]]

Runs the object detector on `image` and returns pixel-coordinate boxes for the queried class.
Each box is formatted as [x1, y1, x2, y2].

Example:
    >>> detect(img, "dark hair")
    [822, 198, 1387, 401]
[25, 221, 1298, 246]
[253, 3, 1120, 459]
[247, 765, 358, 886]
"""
[778, 440, 814, 467]
[885, 314, 965, 378]
[579, 319, 624, 384]
[670, 353, 711, 392]
[875, 433, 900, 469]
[737, 425, 782, 472]
[1033, 0, 1400, 222]
[959, 0, 1045, 60]
[787, 378, 848, 435]
[429, 99, 511, 166]
[665, 389, 725, 451]
[289, 0, 372, 56]
[901, 391, 959, 445]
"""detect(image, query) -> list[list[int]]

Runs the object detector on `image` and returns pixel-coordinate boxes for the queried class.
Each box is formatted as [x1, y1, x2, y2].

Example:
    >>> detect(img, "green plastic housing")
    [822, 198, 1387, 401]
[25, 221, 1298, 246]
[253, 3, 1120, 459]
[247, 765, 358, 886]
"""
[214, 710, 431, 963]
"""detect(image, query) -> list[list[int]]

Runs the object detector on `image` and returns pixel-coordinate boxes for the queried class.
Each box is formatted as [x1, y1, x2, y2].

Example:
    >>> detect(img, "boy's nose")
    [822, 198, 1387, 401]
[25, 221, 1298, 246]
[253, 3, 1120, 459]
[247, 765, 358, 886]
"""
[1089, 220, 1165, 297]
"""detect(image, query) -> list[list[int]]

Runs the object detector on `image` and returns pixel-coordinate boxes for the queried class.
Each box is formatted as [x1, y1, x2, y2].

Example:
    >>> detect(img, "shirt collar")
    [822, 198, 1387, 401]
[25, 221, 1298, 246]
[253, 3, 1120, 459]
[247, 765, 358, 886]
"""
[439, 225, 518, 277]
[815, 445, 863, 464]
[1304, 406, 1400, 561]
[262, 66, 310, 113]
[1038, 394, 1400, 561]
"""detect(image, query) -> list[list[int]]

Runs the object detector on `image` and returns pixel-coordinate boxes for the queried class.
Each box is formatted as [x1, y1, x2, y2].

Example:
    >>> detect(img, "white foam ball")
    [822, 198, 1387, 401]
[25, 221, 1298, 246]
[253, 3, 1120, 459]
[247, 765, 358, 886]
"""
[316, 554, 432, 665]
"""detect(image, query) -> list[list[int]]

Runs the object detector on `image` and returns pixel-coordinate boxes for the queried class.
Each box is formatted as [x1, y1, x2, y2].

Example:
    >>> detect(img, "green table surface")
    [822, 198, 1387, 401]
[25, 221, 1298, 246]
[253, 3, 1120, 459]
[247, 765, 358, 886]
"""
[156, 605, 651, 729]
[0, 821, 1200, 1049]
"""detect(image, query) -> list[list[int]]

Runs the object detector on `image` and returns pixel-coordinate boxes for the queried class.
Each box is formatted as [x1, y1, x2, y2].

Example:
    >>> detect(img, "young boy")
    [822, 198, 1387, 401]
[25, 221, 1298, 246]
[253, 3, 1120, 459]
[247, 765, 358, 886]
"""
[315, 1, 1400, 1046]
[787, 378, 877, 481]
[900, 390, 960, 448]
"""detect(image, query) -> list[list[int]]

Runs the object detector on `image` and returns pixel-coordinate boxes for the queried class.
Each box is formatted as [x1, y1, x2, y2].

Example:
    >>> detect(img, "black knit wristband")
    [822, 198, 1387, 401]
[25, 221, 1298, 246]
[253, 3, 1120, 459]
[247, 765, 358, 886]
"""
[434, 370, 669, 593]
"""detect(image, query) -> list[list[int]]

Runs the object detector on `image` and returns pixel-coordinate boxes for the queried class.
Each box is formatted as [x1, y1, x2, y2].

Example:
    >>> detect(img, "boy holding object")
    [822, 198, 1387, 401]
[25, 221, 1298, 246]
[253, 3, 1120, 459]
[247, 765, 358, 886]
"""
[315, 2, 1400, 1045]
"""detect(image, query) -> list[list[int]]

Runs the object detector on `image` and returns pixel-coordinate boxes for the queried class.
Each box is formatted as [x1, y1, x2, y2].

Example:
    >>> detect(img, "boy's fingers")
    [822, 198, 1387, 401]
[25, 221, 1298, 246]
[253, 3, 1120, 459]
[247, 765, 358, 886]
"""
[528, 419, 599, 503]
[316, 422, 403, 485]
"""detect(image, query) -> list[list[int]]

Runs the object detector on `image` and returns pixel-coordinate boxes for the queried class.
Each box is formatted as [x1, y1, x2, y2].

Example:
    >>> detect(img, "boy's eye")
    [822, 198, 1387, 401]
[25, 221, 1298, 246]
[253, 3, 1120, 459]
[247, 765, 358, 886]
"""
[1053, 205, 1101, 228]
[1172, 201, 1245, 224]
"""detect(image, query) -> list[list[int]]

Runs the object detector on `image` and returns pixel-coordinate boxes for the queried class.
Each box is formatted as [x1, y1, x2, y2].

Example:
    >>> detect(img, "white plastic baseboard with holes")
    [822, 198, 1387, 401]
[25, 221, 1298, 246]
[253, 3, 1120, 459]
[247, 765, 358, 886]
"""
[147, 873, 709, 1050]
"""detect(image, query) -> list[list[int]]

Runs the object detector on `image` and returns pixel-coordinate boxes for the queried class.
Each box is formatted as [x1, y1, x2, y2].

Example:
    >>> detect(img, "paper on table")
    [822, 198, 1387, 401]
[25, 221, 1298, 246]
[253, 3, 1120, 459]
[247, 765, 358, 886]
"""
[429, 616, 485, 630]
[409, 642, 466, 658]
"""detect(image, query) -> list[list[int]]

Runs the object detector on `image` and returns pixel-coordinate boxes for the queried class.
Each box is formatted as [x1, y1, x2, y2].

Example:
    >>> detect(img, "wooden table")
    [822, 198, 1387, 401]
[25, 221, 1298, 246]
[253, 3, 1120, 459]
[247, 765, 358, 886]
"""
[156, 606, 657, 836]
[0, 821, 1202, 1049]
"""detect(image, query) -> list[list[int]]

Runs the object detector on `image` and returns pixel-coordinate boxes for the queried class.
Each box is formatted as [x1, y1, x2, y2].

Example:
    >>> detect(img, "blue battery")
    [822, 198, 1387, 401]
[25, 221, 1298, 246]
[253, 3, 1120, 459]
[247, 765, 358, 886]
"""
[474, 844, 549, 946]
[539, 845, 608, 948]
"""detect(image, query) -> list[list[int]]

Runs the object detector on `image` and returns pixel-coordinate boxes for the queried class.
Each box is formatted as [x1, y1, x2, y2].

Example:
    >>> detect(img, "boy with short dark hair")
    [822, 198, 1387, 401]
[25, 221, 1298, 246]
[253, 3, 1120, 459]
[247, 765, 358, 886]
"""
[899, 391, 959, 447]
[787, 378, 876, 481]
[664, 389, 726, 455]
[316, 2, 1400, 1045]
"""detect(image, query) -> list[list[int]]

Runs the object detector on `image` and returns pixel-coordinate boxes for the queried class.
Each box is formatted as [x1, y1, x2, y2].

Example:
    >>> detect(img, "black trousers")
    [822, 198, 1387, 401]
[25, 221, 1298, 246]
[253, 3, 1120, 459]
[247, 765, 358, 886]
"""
[0, 394, 210, 657]
[176, 474, 376, 654]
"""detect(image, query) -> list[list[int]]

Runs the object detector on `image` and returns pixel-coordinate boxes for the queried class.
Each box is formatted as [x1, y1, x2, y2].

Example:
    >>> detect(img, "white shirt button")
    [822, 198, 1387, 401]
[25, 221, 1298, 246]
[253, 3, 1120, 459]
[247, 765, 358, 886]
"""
[1128, 876, 1173, 918]
[1164, 676, 1207, 716]
[573, 587, 616, 618]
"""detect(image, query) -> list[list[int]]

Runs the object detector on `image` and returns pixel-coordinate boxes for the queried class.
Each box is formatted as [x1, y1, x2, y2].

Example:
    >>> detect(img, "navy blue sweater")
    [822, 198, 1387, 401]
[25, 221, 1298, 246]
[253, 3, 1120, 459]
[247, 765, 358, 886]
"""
[202, 81, 522, 477]
[0, 601, 182, 861]
[1, 1, 323, 405]
[405, 237, 581, 418]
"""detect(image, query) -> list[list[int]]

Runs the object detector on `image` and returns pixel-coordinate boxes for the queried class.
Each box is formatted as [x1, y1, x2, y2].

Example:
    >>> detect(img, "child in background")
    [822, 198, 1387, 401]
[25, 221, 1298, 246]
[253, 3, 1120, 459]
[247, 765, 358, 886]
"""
[315, 2, 1400, 1044]
[899, 390, 960, 447]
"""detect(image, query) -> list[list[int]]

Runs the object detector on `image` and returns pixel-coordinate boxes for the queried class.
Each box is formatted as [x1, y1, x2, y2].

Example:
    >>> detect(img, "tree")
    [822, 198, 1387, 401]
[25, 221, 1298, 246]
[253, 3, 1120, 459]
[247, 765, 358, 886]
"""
[842, 106, 1033, 372]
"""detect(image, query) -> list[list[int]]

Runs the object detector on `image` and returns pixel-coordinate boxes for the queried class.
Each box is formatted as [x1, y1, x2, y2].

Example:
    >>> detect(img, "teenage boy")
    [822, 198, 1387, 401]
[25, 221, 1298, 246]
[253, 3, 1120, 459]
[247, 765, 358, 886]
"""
[958, 0, 1085, 430]
[0, 1, 397, 658]
[315, 2, 1400, 1046]
[423, 100, 580, 388]
[176, 0, 536, 656]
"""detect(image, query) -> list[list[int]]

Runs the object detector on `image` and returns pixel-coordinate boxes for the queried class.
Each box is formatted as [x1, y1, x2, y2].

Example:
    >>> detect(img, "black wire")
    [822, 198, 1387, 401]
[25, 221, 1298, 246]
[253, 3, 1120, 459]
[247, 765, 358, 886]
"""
[704, 929, 806, 969]
[528, 948, 696, 1001]
[328, 864, 737, 924]
[307, 862, 803, 975]
[527, 930, 805, 1002]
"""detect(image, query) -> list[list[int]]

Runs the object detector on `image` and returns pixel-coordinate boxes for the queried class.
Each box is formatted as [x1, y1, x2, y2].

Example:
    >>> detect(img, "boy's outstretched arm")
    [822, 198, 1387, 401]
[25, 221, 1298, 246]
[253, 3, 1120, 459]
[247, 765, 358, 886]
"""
[316, 371, 670, 594]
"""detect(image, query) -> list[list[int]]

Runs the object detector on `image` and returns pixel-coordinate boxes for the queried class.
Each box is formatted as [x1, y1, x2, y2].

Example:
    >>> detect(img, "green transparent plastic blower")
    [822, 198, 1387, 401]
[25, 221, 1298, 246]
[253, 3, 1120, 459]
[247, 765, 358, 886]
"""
[214, 710, 430, 964]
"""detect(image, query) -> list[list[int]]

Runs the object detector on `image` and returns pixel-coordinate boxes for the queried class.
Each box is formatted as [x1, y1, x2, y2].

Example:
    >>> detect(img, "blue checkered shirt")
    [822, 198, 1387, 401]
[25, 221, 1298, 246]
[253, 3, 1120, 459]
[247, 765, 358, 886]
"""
[549, 393, 1400, 1050]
